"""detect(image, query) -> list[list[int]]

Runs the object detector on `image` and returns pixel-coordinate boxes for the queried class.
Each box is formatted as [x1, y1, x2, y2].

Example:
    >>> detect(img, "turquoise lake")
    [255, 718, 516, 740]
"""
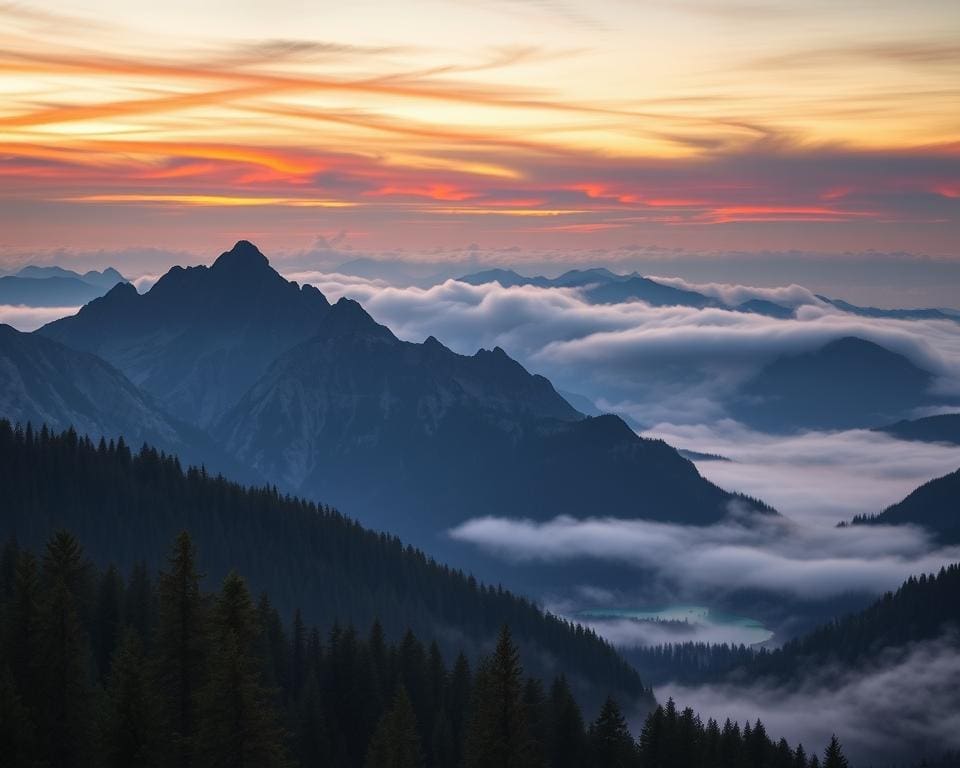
[576, 604, 774, 646]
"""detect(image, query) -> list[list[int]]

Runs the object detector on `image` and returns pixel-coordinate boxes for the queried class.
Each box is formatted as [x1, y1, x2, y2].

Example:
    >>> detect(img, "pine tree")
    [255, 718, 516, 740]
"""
[94, 564, 124, 679]
[793, 744, 808, 768]
[546, 676, 586, 768]
[296, 671, 332, 767]
[103, 629, 161, 768]
[38, 531, 94, 768]
[464, 625, 536, 768]
[822, 736, 848, 768]
[588, 697, 638, 768]
[0, 665, 34, 768]
[448, 651, 472, 767]
[290, 608, 307, 701]
[123, 561, 155, 646]
[5, 552, 42, 715]
[196, 571, 290, 768]
[156, 532, 205, 768]
[365, 686, 424, 768]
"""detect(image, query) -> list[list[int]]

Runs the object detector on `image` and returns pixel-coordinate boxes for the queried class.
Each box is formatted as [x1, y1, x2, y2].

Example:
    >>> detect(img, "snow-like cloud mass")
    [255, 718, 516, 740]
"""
[448, 510, 960, 601]
[662, 635, 960, 764]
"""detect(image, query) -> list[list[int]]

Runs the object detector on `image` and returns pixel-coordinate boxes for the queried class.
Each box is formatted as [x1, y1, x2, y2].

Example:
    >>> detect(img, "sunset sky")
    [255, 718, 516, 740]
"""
[1, 0, 958, 275]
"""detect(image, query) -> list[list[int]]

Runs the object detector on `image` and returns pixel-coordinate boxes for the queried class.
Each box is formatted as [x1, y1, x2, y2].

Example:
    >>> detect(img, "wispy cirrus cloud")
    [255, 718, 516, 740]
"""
[1, 0, 958, 253]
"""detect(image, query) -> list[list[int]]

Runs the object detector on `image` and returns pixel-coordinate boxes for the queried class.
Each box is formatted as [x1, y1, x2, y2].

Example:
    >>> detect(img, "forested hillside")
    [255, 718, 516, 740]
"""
[851, 468, 960, 543]
[0, 531, 846, 768]
[628, 564, 960, 687]
[0, 419, 645, 710]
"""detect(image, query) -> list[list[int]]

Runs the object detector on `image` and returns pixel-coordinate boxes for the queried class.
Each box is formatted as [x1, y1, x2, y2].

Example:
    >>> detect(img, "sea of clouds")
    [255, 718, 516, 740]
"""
[286, 269, 960, 427]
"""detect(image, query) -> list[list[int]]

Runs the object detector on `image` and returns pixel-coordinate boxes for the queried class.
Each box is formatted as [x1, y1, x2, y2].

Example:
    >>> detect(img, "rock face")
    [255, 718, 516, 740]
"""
[214, 297, 763, 542]
[0, 323, 243, 476]
[31, 241, 768, 554]
[39, 241, 331, 427]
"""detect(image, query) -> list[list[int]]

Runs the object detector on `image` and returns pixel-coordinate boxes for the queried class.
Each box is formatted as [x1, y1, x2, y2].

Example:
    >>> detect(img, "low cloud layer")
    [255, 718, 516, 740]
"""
[645, 422, 960, 525]
[288, 271, 960, 427]
[449, 510, 960, 601]
[662, 635, 960, 764]
[0, 304, 80, 332]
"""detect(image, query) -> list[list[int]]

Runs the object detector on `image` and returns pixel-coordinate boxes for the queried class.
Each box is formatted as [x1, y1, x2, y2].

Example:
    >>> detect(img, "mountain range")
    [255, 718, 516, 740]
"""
[6, 242, 768, 565]
[40, 243, 330, 427]
[0, 324, 251, 478]
[0, 265, 125, 306]
[458, 267, 960, 322]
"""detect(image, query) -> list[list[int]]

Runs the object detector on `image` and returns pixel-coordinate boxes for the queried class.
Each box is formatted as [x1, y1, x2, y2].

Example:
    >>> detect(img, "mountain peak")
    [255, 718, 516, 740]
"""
[318, 296, 392, 340]
[211, 240, 270, 273]
[101, 280, 138, 301]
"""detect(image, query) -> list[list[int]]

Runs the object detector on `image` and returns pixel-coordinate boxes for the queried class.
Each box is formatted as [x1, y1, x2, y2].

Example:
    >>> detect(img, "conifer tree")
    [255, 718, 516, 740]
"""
[296, 671, 332, 767]
[464, 625, 536, 768]
[823, 736, 849, 768]
[793, 744, 808, 768]
[38, 531, 94, 768]
[365, 686, 424, 768]
[94, 564, 124, 679]
[123, 561, 155, 645]
[546, 675, 586, 768]
[448, 651, 472, 767]
[587, 696, 638, 768]
[156, 531, 205, 768]
[5, 552, 42, 715]
[0, 664, 34, 768]
[104, 629, 161, 768]
[196, 571, 290, 768]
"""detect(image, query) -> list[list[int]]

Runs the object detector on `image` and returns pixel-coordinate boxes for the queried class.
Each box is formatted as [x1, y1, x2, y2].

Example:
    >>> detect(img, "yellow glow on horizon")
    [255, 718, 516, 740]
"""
[63, 194, 358, 207]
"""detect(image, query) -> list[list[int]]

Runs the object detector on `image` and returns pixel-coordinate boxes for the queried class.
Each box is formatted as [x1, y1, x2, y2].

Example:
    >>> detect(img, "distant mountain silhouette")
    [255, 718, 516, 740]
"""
[851, 468, 960, 543]
[818, 295, 957, 322]
[17, 265, 125, 290]
[39, 241, 331, 427]
[873, 413, 960, 446]
[734, 299, 795, 319]
[213, 296, 768, 547]
[458, 268, 551, 288]
[457, 268, 717, 307]
[731, 336, 940, 431]
[0, 266, 126, 306]
[0, 324, 244, 476]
